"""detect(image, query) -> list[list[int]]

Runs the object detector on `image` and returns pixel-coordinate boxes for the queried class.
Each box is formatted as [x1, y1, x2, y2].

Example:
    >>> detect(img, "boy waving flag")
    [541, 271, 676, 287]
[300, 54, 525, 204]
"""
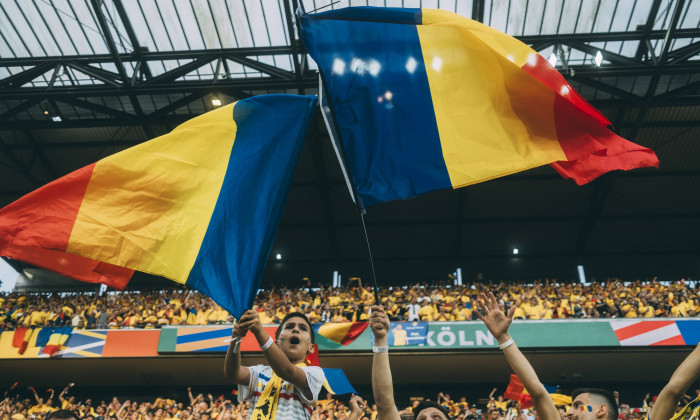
[225, 310, 325, 419]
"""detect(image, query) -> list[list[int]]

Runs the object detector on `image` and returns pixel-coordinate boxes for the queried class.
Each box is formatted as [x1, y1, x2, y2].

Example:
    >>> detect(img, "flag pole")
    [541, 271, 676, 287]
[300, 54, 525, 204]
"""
[296, 5, 381, 305]
[316, 75, 381, 305]
[359, 212, 381, 305]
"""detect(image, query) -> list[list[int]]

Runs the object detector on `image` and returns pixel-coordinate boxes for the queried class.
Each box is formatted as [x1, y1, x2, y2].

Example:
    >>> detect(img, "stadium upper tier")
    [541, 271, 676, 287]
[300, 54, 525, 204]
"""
[1, 278, 697, 330]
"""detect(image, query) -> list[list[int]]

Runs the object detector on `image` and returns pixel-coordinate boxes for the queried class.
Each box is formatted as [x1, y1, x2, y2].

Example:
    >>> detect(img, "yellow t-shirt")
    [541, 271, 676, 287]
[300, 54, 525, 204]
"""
[259, 311, 275, 324]
[392, 328, 408, 346]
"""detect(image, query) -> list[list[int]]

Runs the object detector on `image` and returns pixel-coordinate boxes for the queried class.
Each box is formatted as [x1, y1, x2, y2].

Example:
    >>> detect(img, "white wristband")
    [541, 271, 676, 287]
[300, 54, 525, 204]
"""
[260, 337, 274, 352]
[373, 346, 389, 353]
[226, 336, 242, 353]
[498, 337, 515, 350]
[232, 338, 242, 353]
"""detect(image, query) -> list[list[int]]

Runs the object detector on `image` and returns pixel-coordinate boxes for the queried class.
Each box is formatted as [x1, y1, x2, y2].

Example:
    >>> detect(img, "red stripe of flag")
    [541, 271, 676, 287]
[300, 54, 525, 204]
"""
[504, 374, 525, 401]
[614, 321, 675, 342]
[652, 335, 686, 346]
[340, 322, 368, 345]
[12, 327, 29, 348]
[0, 164, 133, 289]
[521, 53, 658, 184]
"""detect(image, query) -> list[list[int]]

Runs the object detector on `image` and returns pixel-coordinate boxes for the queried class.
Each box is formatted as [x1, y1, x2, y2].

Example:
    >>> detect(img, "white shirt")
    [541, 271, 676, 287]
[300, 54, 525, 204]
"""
[407, 304, 421, 321]
[238, 364, 325, 420]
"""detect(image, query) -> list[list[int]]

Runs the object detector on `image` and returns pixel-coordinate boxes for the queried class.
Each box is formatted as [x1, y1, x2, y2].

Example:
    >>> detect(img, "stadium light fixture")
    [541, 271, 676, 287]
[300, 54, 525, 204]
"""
[52, 116, 62, 122]
[211, 97, 222, 107]
[513, 248, 519, 255]
[577, 265, 587, 284]
[594, 51, 603, 67]
[275, 253, 282, 260]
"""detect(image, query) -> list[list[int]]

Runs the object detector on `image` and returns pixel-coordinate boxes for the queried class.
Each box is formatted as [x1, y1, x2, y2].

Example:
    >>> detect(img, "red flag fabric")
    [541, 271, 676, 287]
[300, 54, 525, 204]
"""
[12, 327, 29, 348]
[504, 374, 525, 400]
[520, 393, 534, 410]
[18, 328, 36, 355]
[304, 343, 321, 367]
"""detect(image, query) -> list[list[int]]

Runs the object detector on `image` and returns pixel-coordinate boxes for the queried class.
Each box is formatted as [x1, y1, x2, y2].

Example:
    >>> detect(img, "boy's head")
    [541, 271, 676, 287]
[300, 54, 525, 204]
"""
[414, 401, 452, 420]
[275, 312, 315, 362]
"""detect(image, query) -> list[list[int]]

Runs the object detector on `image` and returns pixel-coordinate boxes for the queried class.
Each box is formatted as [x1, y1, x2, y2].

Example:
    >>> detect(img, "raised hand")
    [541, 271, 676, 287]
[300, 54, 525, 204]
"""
[369, 306, 390, 343]
[237, 310, 262, 335]
[474, 292, 515, 342]
[349, 394, 364, 414]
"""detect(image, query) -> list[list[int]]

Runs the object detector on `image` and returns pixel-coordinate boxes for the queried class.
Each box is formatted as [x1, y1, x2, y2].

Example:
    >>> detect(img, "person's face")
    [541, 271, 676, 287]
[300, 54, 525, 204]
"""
[276, 316, 313, 362]
[489, 410, 500, 419]
[417, 408, 449, 420]
[567, 393, 604, 420]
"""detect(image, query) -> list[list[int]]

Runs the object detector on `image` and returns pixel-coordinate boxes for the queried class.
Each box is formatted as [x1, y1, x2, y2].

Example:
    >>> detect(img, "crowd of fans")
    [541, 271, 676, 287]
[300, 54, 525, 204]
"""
[3, 383, 690, 420]
[1, 277, 698, 330]
[0, 385, 375, 420]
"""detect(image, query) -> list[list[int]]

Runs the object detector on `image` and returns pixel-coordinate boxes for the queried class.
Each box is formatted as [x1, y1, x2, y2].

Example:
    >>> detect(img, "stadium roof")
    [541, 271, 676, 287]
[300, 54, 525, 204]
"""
[1, 0, 700, 288]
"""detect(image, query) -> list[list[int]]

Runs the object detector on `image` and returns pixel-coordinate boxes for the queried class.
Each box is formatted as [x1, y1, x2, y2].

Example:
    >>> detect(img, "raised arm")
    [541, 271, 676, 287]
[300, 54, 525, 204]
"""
[58, 386, 68, 405]
[237, 310, 312, 397]
[187, 387, 196, 407]
[223, 321, 252, 385]
[116, 400, 130, 420]
[369, 305, 401, 420]
[29, 387, 42, 405]
[651, 343, 700, 420]
[347, 395, 366, 420]
[475, 292, 559, 420]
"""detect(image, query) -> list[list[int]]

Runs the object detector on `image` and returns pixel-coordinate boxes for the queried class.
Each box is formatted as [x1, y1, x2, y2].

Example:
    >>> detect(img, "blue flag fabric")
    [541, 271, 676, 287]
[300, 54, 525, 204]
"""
[35, 327, 54, 348]
[322, 368, 358, 395]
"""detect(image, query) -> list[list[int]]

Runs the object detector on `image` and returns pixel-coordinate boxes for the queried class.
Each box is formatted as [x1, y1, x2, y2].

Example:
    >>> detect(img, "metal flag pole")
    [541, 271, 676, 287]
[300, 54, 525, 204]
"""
[317, 75, 381, 306]
[295, 2, 381, 305]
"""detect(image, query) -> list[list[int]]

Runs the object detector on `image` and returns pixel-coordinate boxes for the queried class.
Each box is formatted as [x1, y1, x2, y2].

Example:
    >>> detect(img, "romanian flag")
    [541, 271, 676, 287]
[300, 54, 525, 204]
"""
[504, 374, 570, 408]
[12, 327, 35, 354]
[322, 368, 358, 396]
[315, 322, 368, 345]
[0, 95, 316, 317]
[504, 374, 525, 401]
[41, 326, 72, 357]
[11, 327, 29, 348]
[304, 344, 357, 396]
[300, 8, 659, 207]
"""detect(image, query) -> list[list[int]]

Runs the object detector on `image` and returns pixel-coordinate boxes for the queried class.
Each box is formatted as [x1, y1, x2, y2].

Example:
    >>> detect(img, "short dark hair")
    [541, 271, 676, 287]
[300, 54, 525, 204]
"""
[275, 312, 315, 344]
[46, 410, 80, 420]
[572, 388, 619, 420]
[414, 401, 452, 420]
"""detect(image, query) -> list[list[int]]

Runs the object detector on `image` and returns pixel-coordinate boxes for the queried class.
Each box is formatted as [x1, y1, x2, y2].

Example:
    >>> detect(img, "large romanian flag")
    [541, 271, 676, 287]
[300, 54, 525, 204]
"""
[0, 95, 317, 317]
[300, 7, 659, 207]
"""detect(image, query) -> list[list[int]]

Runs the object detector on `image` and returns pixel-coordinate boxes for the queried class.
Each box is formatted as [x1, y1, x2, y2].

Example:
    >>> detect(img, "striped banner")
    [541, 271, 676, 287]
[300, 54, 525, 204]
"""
[39, 330, 107, 358]
[176, 326, 233, 352]
[2, 319, 699, 359]
[611, 320, 686, 346]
